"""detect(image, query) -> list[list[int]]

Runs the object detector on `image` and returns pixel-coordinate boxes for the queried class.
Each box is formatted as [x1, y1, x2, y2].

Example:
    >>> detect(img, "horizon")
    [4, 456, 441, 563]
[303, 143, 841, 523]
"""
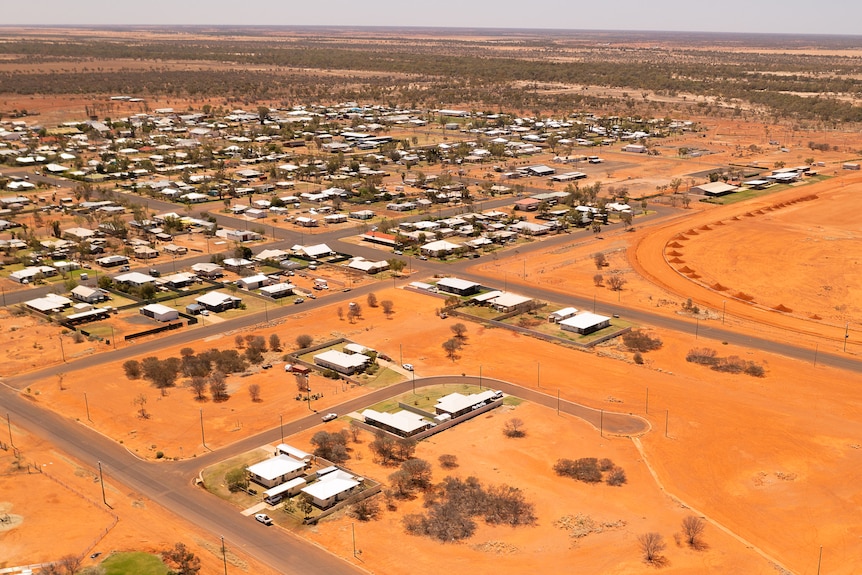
[5, 0, 862, 36]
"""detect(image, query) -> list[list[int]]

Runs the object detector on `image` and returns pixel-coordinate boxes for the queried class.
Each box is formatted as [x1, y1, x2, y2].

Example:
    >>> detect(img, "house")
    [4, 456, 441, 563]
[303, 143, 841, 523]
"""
[25, 294, 73, 313]
[559, 312, 612, 335]
[435, 390, 501, 418]
[163, 244, 188, 255]
[361, 409, 433, 437]
[96, 255, 129, 268]
[347, 257, 389, 274]
[295, 243, 334, 259]
[10, 266, 58, 283]
[224, 229, 261, 242]
[191, 262, 224, 278]
[485, 292, 533, 313]
[324, 213, 348, 224]
[349, 209, 375, 220]
[254, 249, 289, 262]
[300, 469, 361, 509]
[550, 171, 587, 182]
[420, 239, 462, 258]
[843, 163, 860, 170]
[63, 227, 96, 241]
[133, 245, 159, 260]
[160, 272, 197, 289]
[436, 277, 480, 296]
[690, 182, 739, 196]
[509, 221, 551, 236]
[360, 231, 399, 248]
[295, 216, 319, 227]
[622, 144, 646, 153]
[237, 274, 272, 290]
[259, 283, 295, 299]
[71, 285, 107, 304]
[114, 272, 157, 288]
[313, 349, 370, 375]
[222, 258, 254, 272]
[513, 197, 541, 211]
[246, 455, 308, 489]
[548, 307, 578, 323]
[195, 290, 241, 312]
[140, 303, 179, 322]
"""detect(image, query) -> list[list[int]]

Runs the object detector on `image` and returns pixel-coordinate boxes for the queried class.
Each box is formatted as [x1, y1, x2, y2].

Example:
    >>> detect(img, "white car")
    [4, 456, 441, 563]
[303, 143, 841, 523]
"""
[254, 513, 273, 526]
[402, 363, 414, 371]
[322, 413, 338, 422]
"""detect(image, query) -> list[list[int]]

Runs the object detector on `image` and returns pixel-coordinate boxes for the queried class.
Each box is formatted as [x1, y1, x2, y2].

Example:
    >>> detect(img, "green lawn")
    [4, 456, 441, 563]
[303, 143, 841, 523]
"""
[367, 383, 485, 414]
[703, 175, 829, 205]
[101, 552, 169, 575]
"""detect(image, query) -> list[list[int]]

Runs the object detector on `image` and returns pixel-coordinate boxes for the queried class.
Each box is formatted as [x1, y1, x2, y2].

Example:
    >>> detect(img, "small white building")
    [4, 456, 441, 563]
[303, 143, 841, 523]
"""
[237, 274, 272, 290]
[548, 307, 578, 323]
[140, 303, 179, 322]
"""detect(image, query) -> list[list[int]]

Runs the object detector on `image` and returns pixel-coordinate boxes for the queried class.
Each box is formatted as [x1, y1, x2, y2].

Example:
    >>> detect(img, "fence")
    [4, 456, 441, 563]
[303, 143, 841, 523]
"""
[124, 321, 183, 341]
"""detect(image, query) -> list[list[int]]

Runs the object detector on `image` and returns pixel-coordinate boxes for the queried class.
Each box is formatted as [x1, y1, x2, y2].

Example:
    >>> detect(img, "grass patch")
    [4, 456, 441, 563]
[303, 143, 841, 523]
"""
[705, 175, 829, 205]
[101, 552, 169, 575]
[201, 447, 272, 502]
[367, 383, 486, 413]
[355, 367, 404, 389]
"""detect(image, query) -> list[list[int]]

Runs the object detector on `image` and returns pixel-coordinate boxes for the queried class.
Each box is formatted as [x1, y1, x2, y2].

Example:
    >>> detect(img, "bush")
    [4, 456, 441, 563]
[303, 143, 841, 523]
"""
[350, 497, 380, 521]
[686, 347, 717, 365]
[155, 451, 164, 459]
[632, 352, 644, 364]
[622, 330, 662, 352]
[439, 454, 459, 469]
[606, 467, 627, 486]
[123, 359, 142, 379]
[744, 363, 765, 377]
[296, 334, 313, 349]
[553, 458, 602, 483]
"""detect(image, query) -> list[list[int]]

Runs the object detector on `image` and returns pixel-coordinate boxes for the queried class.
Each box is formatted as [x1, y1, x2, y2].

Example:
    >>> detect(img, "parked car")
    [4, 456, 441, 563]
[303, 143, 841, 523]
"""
[393, 249, 403, 255]
[378, 353, 392, 362]
[254, 513, 273, 526]
[294, 297, 305, 304]
[149, 268, 161, 277]
[199, 309, 210, 316]
[261, 363, 272, 369]
[119, 265, 130, 272]
[402, 363, 414, 371]
[322, 413, 338, 422]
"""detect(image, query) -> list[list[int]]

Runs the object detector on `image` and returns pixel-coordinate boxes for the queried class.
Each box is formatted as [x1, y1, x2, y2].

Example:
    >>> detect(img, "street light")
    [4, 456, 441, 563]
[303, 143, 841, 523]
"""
[722, 300, 727, 324]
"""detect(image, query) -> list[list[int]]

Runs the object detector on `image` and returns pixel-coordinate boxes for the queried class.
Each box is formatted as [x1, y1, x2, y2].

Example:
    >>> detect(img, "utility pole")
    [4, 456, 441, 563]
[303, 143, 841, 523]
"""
[221, 536, 228, 575]
[352, 522, 357, 557]
[98, 460, 107, 506]
[6, 413, 13, 448]
[599, 409, 604, 437]
[537, 362, 540, 388]
[58, 336, 66, 363]
[722, 300, 727, 324]
[200, 409, 207, 449]
[645, 387, 649, 414]
[279, 414, 284, 444]
[84, 393, 92, 422]
[844, 323, 850, 352]
[557, 389, 560, 416]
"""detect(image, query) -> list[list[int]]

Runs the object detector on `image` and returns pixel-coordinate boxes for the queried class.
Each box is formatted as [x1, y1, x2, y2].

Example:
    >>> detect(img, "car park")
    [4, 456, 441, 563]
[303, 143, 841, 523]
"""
[322, 413, 338, 422]
[254, 513, 273, 525]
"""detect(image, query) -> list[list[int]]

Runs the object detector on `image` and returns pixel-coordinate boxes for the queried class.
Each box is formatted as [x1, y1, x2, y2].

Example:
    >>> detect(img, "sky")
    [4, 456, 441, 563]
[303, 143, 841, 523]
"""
[5, 0, 862, 36]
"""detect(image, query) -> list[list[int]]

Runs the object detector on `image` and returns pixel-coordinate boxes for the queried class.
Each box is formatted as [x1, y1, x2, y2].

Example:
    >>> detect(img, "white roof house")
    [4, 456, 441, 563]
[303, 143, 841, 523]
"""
[347, 257, 389, 274]
[25, 294, 72, 313]
[436, 277, 481, 295]
[71, 285, 107, 303]
[246, 455, 308, 488]
[559, 312, 612, 335]
[195, 290, 241, 311]
[435, 390, 499, 417]
[114, 272, 157, 286]
[420, 240, 462, 257]
[313, 349, 370, 375]
[259, 283, 295, 298]
[276, 443, 312, 461]
[691, 181, 739, 196]
[361, 409, 432, 437]
[296, 243, 334, 259]
[300, 470, 360, 509]
[237, 274, 272, 290]
[486, 292, 532, 312]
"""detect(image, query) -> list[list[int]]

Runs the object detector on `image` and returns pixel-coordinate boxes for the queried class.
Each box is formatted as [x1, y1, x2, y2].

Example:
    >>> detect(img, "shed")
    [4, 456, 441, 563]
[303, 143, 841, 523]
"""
[559, 312, 612, 335]
[140, 303, 179, 322]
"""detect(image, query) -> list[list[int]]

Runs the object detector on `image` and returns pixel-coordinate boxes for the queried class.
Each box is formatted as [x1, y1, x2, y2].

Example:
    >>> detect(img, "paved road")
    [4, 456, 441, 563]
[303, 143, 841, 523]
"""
[0, 373, 642, 573]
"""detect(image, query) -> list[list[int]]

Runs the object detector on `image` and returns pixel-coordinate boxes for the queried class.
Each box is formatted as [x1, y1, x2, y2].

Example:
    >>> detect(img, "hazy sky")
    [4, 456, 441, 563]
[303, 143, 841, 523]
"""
[6, 0, 862, 36]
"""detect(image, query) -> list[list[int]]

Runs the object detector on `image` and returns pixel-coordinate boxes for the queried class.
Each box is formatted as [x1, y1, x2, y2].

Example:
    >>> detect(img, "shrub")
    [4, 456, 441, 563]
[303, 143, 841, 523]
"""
[622, 330, 662, 352]
[553, 458, 603, 483]
[155, 451, 164, 459]
[606, 467, 627, 486]
[439, 454, 459, 469]
[123, 359, 142, 379]
[632, 352, 644, 364]
[686, 347, 717, 365]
